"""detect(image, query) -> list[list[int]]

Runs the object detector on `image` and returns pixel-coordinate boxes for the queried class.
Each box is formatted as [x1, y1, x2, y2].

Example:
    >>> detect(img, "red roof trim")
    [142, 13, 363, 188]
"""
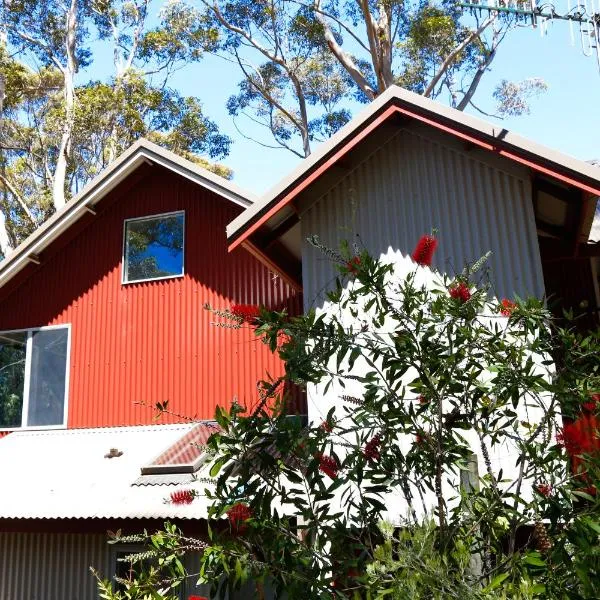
[229, 103, 600, 254]
[228, 105, 400, 252]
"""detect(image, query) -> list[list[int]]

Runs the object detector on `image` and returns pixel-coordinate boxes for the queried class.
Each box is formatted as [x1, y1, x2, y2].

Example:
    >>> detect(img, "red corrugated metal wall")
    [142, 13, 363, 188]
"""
[0, 166, 304, 428]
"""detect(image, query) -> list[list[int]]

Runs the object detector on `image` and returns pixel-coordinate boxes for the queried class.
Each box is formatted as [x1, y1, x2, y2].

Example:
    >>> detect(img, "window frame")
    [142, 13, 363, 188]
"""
[0, 323, 71, 432]
[121, 210, 186, 285]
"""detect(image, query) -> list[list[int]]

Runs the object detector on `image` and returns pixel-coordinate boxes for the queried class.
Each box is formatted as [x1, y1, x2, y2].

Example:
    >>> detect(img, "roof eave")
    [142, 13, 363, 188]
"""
[226, 86, 600, 252]
[0, 139, 254, 291]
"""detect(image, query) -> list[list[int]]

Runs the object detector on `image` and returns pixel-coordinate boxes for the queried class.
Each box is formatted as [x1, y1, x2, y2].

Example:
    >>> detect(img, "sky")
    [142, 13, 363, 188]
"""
[81, 4, 600, 196]
[167, 19, 600, 196]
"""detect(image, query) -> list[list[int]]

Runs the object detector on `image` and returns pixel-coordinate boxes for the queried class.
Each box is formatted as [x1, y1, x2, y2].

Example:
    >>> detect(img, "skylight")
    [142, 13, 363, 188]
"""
[141, 423, 218, 475]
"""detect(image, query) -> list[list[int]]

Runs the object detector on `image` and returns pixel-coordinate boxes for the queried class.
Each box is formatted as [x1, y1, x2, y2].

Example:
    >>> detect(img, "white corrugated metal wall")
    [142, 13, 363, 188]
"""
[301, 125, 545, 311]
[298, 125, 548, 518]
[0, 532, 108, 600]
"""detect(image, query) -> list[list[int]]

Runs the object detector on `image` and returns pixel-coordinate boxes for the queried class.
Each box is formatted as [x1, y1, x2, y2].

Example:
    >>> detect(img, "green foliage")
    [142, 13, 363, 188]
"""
[107, 241, 600, 599]
[93, 523, 189, 600]
[0, 0, 230, 249]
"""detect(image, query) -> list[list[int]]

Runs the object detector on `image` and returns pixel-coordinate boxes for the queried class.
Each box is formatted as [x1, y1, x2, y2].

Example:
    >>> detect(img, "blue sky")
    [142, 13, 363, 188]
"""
[168, 20, 600, 196]
[82, 7, 600, 196]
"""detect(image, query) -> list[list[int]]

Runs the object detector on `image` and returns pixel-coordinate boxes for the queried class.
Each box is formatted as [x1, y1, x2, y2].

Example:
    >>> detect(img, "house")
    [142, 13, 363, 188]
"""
[226, 85, 600, 516]
[0, 140, 301, 599]
[228, 84, 600, 363]
[1, 85, 600, 599]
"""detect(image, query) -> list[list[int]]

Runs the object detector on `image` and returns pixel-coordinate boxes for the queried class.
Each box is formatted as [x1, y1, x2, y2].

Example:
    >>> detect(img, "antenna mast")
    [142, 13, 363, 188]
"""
[458, 0, 600, 69]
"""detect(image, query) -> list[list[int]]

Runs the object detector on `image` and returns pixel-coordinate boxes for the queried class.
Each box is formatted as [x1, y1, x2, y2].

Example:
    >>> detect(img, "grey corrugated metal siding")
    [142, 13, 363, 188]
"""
[0, 532, 108, 600]
[301, 127, 545, 309]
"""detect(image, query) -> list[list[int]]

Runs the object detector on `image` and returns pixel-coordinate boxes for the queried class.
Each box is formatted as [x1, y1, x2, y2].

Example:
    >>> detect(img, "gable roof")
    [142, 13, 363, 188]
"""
[227, 85, 600, 251]
[0, 139, 256, 290]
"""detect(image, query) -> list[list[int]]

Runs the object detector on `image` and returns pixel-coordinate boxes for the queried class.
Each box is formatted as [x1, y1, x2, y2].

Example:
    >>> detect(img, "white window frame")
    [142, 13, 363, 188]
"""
[0, 323, 71, 432]
[122, 210, 186, 285]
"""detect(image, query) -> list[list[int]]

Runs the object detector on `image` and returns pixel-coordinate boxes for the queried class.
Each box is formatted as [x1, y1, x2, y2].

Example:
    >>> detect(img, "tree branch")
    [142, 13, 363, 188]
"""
[313, 0, 376, 99]
[0, 173, 36, 224]
[424, 15, 496, 99]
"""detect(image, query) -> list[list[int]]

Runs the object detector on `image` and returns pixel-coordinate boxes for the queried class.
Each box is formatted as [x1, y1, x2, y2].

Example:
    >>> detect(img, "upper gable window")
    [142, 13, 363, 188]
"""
[122, 211, 185, 284]
[0, 325, 70, 430]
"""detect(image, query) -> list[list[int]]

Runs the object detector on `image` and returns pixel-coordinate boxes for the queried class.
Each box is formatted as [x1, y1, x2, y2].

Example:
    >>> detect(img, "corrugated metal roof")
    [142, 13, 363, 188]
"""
[227, 85, 600, 247]
[0, 424, 217, 519]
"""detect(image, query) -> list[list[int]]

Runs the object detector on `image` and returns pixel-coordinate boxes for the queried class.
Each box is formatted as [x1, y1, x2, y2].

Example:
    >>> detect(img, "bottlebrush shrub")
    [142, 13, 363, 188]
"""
[106, 240, 600, 600]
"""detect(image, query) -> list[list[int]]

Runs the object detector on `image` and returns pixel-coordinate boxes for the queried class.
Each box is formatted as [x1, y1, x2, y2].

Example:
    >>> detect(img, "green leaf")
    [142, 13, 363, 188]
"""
[484, 572, 509, 591]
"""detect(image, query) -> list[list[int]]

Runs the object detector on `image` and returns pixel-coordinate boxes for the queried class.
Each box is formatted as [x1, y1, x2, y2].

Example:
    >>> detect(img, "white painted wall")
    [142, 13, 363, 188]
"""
[298, 125, 550, 522]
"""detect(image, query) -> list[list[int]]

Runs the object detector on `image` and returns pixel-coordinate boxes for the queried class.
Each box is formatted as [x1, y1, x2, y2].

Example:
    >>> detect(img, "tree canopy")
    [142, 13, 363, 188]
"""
[199, 0, 547, 157]
[0, 0, 230, 256]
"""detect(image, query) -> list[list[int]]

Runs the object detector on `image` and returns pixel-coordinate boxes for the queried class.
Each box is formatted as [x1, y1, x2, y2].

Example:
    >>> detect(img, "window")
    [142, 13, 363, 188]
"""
[123, 211, 185, 284]
[110, 544, 211, 599]
[0, 326, 70, 430]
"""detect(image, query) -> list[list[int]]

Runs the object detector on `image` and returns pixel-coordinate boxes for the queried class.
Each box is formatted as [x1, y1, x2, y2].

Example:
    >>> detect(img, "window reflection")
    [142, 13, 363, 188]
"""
[124, 212, 184, 283]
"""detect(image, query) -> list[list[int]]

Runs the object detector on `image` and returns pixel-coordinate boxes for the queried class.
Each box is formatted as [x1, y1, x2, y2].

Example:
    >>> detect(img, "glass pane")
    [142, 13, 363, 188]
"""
[124, 213, 184, 282]
[0, 331, 26, 428]
[27, 328, 68, 427]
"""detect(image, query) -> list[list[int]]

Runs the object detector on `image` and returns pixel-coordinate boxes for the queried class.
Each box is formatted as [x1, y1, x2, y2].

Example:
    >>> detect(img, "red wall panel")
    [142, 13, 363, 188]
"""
[0, 166, 304, 428]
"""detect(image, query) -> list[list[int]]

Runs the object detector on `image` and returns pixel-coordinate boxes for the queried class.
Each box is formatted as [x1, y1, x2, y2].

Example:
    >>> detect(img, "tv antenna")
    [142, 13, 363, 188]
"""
[458, 0, 600, 69]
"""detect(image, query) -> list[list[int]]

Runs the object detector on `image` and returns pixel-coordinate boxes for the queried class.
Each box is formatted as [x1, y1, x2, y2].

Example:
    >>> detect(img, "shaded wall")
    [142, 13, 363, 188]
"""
[0, 532, 108, 600]
[301, 125, 544, 311]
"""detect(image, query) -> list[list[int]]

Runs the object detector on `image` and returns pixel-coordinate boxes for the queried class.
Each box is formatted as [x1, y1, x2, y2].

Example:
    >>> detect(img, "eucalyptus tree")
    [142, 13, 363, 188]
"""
[3, 0, 90, 211]
[0, 0, 229, 253]
[199, 0, 545, 157]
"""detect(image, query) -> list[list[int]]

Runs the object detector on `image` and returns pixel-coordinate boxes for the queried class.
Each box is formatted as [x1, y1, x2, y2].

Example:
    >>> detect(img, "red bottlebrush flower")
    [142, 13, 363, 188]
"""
[363, 434, 382, 462]
[500, 299, 517, 317]
[449, 281, 471, 303]
[227, 502, 253, 532]
[230, 303, 261, 324]
[346, 256, 361, 275]
[411, 235, 438, 266]
[556, 422, 593, 456]
[170, 489, 195, 505]
[536, 483, 553, 497]
[583, 393, 600, 413]
[320, 420, 334, 433]
[317, 453, 339, 479]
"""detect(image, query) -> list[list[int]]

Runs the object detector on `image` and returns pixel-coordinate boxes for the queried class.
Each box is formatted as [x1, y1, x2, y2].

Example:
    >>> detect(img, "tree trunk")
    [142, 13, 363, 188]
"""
[290, 74, 311, 157]
[52, 0, 78, 211]
[376, 3, 394, 89]
[314, 0, 376, 99]
[0, 208, 12, 257]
